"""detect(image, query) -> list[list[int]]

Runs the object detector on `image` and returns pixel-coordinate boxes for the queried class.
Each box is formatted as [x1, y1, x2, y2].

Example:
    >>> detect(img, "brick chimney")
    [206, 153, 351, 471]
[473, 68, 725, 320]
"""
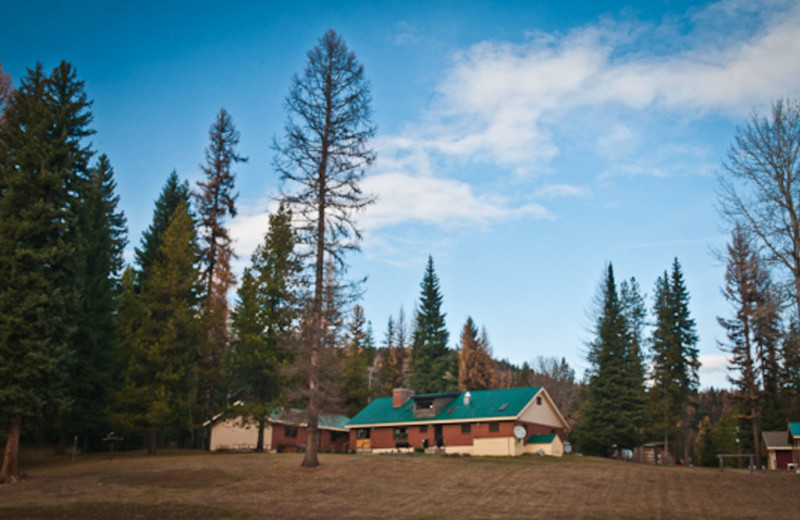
[393, 388, 414, 408]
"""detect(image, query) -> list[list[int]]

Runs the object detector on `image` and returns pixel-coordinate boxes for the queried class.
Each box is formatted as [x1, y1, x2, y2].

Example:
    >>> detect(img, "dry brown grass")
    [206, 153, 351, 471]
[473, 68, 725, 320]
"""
[1, 450, 799, 519]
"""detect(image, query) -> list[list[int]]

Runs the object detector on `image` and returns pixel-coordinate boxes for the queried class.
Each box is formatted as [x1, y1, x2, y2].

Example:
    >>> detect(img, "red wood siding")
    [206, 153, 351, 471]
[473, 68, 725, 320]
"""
[776, 450, 793, 470]
[273, 424, 348, 452]
[349, 420, 564, 450]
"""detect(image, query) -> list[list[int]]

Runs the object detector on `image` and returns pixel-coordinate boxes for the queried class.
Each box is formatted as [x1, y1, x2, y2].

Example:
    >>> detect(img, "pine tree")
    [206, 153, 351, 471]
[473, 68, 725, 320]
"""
[410, 256, 451, 394]
[718, 227, 786, 464]
[377, 315, 399, 395]
[0, 61, 12, 118]
[575, 264, 647, 455]
[134, 171, 191, 287]
[194, 108, 247, 442]
[228, 204, 301, 451]
[66, 154, 127, 450]
[274, 30, 375, 467]
[340, 305, 375, 416]
[0, 62, 95, 482]
[650, 258, 700, 462]
[114, 200, 202, 454]
[458, 318, 496, 391]
[619, 277, 650, 437]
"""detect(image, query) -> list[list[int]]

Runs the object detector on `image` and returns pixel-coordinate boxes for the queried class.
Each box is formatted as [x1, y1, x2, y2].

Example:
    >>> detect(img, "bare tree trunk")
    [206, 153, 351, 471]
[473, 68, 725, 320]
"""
[302, 179, 326, 468]
[146, 431, 157, 456]
[0, 417, 21, 483]
[55, 432, 66, 456]
[256, 418, 265, 453]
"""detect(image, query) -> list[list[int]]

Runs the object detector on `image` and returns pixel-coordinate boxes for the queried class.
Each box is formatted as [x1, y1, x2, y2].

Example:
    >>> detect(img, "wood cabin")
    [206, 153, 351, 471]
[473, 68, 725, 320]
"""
[346, 387, 569, 457]
[763, 431, 793, 470]
[205, 407, 349, 453]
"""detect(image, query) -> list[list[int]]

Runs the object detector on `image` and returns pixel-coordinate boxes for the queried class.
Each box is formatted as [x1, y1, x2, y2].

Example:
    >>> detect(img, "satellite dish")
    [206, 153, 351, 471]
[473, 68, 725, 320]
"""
[513, 425, 526, 440]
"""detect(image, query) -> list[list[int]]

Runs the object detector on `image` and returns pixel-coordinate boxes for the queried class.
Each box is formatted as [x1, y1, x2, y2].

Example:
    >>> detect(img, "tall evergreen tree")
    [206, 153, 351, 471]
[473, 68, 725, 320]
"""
[340, 305, 375, 416]
[194, 108, 247, 442]
[66, 154, 127, 450]
[274, 29, 375, 468]
[228, 204, 301, 451]
[0, 61, 11, 118]
[575, 264, 647, 455]
[619, 277, 650, 435]
[114, 200, 202, 454]
[134, 171, 191, 287]
[718, 226, 785, 464]
[650, 258, 700, 462]
[377, 315, 400, 395]
[410, 256, 451, 394]
[0, 62, 94, 482]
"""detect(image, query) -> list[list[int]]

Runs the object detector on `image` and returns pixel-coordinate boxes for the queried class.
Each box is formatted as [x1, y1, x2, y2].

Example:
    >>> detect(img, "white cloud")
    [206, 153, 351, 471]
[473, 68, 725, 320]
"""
[698, 353, 731, 388]
[381, 0, 800, 177]
[535, 184, 591, 199]
[360, 171, 553, 230]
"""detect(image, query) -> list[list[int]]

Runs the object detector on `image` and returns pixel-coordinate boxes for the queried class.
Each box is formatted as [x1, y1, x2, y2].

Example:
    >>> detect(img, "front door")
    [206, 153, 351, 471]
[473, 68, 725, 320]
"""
[434, 424, 443, 448]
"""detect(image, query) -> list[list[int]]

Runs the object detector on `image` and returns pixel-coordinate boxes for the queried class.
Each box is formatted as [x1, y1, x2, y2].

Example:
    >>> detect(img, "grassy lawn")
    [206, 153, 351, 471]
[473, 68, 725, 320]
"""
[1, 449, 798, 519]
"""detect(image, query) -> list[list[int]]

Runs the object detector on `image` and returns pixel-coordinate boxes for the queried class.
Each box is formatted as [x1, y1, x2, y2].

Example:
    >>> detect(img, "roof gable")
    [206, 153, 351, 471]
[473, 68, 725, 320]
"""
[763, 431, 792, 450]
[347, 387, 542, 427]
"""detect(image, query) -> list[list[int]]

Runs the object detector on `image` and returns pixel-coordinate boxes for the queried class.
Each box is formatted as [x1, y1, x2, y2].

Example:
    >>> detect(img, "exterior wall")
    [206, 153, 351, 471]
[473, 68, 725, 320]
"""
[520, 421, 566, 441]
[350, 420, 563, 454]
[352, 421, 519, 451]
[209, 418, 272, 452]
[271, 423, 348, 452]
[517, 392, 568, 437]
[524, 436, 564, 457]
[776, 450, 793, 470]
[473, 437, 523, 456]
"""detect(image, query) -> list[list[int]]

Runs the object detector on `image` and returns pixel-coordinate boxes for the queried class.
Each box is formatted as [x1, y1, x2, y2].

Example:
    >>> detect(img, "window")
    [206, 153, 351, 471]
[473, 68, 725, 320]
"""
[285, 426, 298, 438]
[356, 428, 370, 440]
[420, 425, 428, 433]
[489, 423, 499, 433]
[536, 396, 542, 405]
[393, 427, 408, 441]
[330, 431, 345, 442]
[461, 424, 471, 434]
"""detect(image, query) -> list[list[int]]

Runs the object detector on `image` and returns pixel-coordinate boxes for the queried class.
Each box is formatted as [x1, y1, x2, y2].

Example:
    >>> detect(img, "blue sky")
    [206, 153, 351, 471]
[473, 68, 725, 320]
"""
[3, 0, 800, 389]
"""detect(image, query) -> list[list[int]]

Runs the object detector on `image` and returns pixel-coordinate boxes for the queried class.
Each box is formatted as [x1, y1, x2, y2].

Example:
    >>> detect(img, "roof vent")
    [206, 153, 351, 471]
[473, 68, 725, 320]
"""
[463, 391, 472, 406]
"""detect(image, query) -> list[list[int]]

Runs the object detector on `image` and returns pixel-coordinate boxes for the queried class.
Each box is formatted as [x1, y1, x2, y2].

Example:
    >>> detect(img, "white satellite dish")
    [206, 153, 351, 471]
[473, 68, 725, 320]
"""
[513, 425, 526, 440]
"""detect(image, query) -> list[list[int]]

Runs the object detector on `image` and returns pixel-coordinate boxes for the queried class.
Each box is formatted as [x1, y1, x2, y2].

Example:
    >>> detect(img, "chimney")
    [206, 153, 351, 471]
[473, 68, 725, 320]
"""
[393, 388, 414, 408]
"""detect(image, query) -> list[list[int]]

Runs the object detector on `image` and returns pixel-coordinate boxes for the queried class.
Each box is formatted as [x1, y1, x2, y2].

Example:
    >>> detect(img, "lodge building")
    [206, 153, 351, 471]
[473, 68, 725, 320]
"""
[346, 386, 569, 456]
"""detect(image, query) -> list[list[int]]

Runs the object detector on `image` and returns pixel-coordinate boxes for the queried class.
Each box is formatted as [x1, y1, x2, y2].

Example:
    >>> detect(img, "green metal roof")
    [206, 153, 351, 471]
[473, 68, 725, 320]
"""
[526, 434, 556, 444]
[347, 387, 542, 427]
[789, 422, 800, 438]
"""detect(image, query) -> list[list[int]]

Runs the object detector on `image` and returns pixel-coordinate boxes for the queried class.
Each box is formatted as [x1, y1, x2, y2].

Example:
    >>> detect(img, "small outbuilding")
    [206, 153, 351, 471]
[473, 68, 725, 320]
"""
[525, 433, 564, 457]
[763, 431, 793, 470]
[205, 407, 349, 453]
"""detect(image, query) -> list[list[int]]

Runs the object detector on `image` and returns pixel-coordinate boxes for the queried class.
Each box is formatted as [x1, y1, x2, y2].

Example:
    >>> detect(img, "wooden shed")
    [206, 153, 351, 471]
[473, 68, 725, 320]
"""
[205, 407, 349, 453]
[524, 433, 564, 457]
[762, 431, 793, 470]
